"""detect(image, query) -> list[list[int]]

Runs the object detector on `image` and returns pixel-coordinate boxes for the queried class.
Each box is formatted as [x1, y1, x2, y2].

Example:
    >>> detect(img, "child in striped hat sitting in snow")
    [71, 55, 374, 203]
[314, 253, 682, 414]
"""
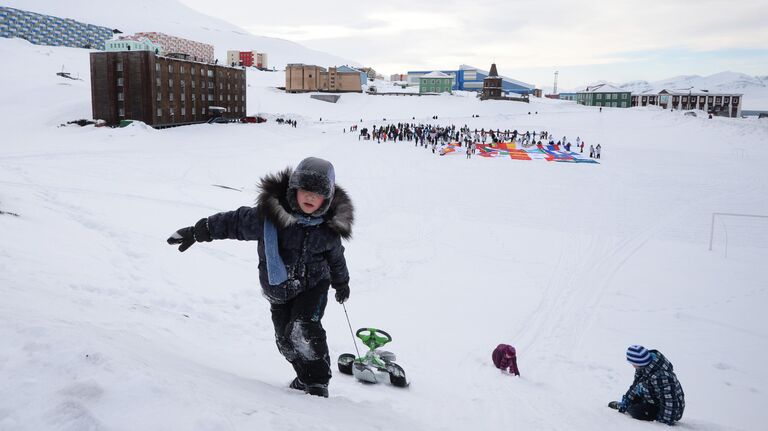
[609, 345, 685, 425]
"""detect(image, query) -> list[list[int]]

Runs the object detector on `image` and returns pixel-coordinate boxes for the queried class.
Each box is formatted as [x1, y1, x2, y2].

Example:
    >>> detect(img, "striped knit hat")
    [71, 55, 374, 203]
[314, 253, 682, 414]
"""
[626, 345, 652, 366]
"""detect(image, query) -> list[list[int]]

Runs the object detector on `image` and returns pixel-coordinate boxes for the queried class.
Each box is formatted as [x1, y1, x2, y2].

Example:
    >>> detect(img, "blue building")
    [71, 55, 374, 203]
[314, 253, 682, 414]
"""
[1, 7, 114, 50]
[407, 64, 535, 95]
[337, 65, 366, 86]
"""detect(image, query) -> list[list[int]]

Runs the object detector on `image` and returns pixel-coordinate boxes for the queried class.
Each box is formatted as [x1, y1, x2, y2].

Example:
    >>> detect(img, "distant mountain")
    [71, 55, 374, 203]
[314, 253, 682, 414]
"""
[548, 72, 768, 109]
[3, 0, 358, 69]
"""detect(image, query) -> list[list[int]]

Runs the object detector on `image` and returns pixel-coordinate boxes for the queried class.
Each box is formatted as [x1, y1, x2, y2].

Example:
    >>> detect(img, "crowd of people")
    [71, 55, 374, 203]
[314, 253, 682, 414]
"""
[354, 121, 603, 159]
[276, 118, 297, 127]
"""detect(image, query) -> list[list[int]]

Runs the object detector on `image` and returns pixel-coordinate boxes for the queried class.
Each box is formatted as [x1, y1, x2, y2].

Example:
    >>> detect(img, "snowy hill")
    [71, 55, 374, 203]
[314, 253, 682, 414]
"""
[552, 72, 768, 110]
[2, 0, 357, 68]
[2, 33, 768, 431]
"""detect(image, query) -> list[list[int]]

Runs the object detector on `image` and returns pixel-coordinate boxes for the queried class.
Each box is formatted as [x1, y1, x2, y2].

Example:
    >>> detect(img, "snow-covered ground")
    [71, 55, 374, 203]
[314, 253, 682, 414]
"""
[1, 38, 768, 431]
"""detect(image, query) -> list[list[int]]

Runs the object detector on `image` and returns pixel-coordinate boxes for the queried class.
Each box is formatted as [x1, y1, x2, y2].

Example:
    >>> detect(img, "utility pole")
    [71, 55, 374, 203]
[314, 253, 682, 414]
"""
[553, 70, 559, 95]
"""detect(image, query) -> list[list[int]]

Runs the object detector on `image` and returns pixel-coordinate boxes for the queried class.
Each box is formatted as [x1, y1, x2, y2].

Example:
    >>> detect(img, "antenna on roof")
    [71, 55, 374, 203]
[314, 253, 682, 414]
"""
[553, 70, 559, 94]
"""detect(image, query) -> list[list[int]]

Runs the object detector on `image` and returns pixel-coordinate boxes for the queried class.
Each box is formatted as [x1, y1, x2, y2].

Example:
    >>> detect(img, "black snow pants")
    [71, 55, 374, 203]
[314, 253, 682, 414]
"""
[270, 284, 331, 385]
[627, 399, 659, 422]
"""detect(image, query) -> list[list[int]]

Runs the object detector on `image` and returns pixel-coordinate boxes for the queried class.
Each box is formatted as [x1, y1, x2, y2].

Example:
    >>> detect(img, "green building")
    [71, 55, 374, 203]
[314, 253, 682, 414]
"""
[419, 71, 453, 94]
[576, 83, 631, 108]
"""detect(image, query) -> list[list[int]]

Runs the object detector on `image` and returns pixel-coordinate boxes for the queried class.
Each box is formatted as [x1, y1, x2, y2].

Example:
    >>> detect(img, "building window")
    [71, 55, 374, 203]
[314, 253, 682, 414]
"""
[202, 107, 206, 114]
[169, 79, 173, 87]
[157, 92, 161, 101]
[116, 62, 123, 72]
[170, 108, 174, 116]
[220, 95, 224, 101]
[208, 94, 213, 101]
[156, 77, 160, 86]
[181, 107, 186, 116]
[596, 94, 602, 100]
[207, 70, 214, 77]
[118, 107, 125, 117]
[181, 93, 185, 101]
[622, 102, 627, 107]
[227, 95, 230, 101]
[157, 108, 162, 117]
[168, 64, 173, 73]
[234, 94, 238, 101]
[170, 93, 174, 102]
[622, 93, 627, 99]
[191, 81, 196, 89]
[117, 92, 124, 101]
[181, 80, 185, 88]
[191, 67, 195, 75]
[117, 78, 124, 86]
[180, 66, 184, 74]
[220, 83, 223, 90]
[192, 93, 196, 101]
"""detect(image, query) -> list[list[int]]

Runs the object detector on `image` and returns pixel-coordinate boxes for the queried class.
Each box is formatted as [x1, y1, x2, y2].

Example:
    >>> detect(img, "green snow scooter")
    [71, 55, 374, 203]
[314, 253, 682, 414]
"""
[337, 328, 409, 387]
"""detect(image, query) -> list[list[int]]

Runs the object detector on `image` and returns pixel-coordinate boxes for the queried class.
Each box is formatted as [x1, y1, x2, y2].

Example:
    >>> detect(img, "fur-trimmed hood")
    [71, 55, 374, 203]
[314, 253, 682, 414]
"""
[256, 167, 354, 240]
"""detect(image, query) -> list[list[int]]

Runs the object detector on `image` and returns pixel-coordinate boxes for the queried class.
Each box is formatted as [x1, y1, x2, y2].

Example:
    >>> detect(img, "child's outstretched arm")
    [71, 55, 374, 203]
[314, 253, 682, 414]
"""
[167, 206, 263, 252]
[206, 206, 263, 241]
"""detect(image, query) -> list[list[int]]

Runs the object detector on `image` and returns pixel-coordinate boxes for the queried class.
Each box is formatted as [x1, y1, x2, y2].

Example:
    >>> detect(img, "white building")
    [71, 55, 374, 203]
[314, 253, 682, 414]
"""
[631, 88, 743, 117]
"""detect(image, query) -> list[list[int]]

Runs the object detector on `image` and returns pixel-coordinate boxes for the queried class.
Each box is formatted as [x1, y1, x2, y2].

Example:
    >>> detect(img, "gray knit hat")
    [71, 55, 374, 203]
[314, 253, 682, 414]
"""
[287, 157, 336, 216]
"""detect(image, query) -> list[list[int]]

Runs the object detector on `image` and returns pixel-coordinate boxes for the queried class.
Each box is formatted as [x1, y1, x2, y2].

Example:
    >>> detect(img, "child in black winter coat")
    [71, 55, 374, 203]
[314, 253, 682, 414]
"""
[167, 157, 354, 398]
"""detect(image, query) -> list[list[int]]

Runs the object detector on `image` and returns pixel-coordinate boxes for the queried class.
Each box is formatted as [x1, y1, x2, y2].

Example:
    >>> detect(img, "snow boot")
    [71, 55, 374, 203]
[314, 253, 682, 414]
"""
[305, 383, 329, 398]
[289, 377, 306, 391]
[290, 378, 328, 398]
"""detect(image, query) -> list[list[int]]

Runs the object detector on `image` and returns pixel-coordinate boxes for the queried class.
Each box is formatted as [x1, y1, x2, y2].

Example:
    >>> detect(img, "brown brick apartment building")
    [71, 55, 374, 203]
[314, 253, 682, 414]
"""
[90, 51, 246, 127]
[285, 64, 362, 93]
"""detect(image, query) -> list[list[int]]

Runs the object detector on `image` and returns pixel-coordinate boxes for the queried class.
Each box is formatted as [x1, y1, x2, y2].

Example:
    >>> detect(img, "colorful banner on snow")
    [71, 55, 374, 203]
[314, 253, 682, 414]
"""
[440, 142, 598, 163]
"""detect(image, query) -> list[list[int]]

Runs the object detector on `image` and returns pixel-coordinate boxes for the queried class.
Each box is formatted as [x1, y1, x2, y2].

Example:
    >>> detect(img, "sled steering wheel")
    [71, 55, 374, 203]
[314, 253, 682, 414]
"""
[356, 328, 392, 350]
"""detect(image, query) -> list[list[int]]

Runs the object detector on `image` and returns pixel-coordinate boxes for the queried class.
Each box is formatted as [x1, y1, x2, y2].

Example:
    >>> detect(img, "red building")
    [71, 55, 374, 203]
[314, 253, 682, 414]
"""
[227, 50, 269, 69]
[240, 51, 254, 67]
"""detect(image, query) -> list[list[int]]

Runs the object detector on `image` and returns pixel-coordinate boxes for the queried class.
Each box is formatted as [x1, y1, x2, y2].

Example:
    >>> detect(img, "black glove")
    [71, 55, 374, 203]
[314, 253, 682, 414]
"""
[333, 284, 350, 304]
[167, 218, 211, 252]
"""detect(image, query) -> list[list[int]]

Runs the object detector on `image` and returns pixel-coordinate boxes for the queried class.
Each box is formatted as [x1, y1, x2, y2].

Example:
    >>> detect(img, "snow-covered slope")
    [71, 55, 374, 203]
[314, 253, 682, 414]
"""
[2, 39, 768, 431]
[3, 0, 357, 69]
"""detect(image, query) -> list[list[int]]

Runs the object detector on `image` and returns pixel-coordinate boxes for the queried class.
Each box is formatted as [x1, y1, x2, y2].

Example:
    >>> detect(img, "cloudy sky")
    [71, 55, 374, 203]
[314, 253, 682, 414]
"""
[179, 0, 767, 89]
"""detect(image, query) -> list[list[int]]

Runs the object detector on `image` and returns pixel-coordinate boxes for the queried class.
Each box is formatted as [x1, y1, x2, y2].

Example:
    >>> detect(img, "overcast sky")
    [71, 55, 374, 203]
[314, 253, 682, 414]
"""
[179, 0, 767, 89]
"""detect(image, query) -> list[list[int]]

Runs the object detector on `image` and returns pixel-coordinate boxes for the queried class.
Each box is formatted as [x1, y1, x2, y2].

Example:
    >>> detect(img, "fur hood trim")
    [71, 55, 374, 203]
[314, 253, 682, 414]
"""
[256, 168, 354, 239]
